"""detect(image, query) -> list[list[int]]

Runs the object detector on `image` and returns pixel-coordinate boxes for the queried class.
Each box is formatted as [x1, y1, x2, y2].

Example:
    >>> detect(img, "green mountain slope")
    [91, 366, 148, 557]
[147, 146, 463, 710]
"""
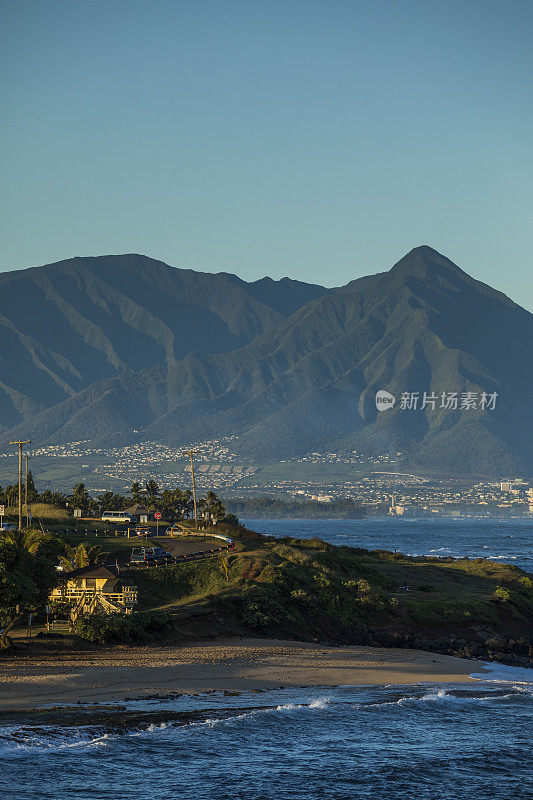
[2, 246, 531, 476]
[0, 254, 328, 430]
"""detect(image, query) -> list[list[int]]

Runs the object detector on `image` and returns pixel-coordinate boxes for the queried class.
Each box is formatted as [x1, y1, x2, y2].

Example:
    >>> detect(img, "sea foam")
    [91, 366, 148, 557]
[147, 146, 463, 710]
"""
[470, 661, 533, 688]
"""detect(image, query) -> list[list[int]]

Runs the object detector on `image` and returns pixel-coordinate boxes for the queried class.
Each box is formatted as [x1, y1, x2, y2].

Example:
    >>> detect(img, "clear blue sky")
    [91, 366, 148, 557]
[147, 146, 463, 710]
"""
[1, 0, 532, 307]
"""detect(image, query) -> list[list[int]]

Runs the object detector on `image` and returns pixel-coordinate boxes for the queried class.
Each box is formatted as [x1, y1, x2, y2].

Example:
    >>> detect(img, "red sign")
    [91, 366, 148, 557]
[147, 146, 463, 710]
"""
[154, 512, 162, 520]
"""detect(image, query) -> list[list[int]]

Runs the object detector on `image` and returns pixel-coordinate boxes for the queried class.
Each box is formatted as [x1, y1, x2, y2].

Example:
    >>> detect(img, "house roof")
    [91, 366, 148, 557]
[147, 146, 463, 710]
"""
[123, 504, 150, 514]
[65, 565, 118, 580]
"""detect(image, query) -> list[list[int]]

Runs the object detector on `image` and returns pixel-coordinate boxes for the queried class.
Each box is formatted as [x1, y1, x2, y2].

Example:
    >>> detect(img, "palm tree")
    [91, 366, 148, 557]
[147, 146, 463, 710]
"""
[129, 481, 143, 504]
[144, 479, 159, 506]
[0, 528, 55, 649]
[181, 489, 193, 518]
[99, 491, 120, 512]
[58, 543, 107, 572]
[201, 491, 226, 522]
[0, 527, 52, 556]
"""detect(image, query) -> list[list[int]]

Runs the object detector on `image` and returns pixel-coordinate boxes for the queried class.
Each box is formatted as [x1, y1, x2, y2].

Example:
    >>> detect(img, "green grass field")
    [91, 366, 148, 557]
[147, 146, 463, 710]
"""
[70, 526, 533, 657]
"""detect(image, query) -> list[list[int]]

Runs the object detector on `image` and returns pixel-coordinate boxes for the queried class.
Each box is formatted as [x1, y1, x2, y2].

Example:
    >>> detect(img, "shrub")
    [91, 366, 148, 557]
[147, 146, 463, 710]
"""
[343, 579, 359, 591]
[74, 610, 174, 644]
[303, 538, 331, 551]
[291, 589, 310, 602]
[242, 593, 285, 631]
[313, 571, 332, 589]
[221, 514, 239, 526]
[493, 585, 511, 602]
[29, 503, 70, 521]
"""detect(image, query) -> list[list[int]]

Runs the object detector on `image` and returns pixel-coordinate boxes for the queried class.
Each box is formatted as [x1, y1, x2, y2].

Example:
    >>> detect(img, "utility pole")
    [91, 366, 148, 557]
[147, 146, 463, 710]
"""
[24, 454, 32, 527]
[10, 440, 30, 530]
[185, 451, 198, 532]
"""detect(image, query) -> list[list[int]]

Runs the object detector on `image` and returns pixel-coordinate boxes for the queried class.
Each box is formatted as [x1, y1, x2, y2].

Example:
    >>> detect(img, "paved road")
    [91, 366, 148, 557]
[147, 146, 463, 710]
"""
[106, 535, 232, 571]
[155, 537, 222, 557]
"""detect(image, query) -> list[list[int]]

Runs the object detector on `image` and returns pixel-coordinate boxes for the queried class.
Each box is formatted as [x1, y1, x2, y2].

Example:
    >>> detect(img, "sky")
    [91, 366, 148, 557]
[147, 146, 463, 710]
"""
[1, 0, 532, 307]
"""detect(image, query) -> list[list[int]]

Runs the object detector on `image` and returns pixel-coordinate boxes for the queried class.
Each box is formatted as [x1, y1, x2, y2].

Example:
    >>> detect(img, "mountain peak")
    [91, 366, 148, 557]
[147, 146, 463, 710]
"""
[408, 244, 442, 258]
[389, 245, 468, 282]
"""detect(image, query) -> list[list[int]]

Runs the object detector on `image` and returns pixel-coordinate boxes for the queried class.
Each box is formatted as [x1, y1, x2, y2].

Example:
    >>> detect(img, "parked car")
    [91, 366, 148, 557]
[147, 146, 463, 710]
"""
[129, 546, 172, 567]
[0, 523, 18, 532]
[150, 546, 173, 565]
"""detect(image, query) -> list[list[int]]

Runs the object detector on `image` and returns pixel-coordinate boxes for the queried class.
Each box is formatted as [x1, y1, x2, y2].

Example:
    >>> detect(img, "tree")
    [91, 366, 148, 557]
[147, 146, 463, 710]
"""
[129, 482, 143, 504]
[26, 470, 38, 503]
[222, 513, 240, 526]
[145, 480, 159, 506]
[200, 491, 226, 522]
[39, 489, 67, 509]
[0, 530, 57, 649]
[0, 527, 52, 558]
[98, 492, 126, 512]
[71, 483, 90, 513]
[181, 489, 193, 518]
[5, 484, 18, 508]
[58, 543, 107, 571]
[159, 489, 175, 521]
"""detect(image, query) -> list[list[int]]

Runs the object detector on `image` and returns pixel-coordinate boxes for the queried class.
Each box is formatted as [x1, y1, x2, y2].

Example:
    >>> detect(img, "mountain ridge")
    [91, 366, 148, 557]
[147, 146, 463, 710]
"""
[0, 246, 530, 476]
[0, 253, 329, 427]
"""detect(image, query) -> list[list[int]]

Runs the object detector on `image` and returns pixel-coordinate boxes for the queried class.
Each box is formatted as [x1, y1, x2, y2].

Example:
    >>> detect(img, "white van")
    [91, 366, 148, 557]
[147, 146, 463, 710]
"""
[101, 511, 132, 523]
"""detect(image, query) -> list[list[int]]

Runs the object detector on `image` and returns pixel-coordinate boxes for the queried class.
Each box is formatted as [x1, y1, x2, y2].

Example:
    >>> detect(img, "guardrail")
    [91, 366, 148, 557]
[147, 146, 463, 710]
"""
[127, 544, 232, 570]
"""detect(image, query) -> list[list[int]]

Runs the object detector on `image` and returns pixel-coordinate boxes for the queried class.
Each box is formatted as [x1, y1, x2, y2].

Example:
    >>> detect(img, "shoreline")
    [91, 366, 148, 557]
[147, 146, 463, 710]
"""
[0, 638, 488, 710]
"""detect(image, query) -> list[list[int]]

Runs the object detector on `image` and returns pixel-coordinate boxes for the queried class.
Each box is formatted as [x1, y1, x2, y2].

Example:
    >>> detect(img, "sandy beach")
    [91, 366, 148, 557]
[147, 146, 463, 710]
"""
[0, 638, 486, 709]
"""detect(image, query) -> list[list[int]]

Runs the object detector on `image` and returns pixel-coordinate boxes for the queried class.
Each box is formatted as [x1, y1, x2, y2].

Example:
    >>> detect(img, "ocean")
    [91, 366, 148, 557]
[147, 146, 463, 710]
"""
[1, 668, 532, 800]
[242, 516, 533, 574]
[1, 517, 532, 799]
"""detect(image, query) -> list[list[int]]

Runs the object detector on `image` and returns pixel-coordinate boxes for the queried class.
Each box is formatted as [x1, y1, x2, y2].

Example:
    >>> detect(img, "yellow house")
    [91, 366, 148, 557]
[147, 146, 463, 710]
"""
[50, 565, 138, 618]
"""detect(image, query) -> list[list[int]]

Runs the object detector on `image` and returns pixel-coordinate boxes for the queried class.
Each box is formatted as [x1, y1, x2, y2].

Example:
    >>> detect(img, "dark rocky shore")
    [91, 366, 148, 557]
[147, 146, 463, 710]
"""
[0, 703, 273, 735]
[369, 632, 533, 668]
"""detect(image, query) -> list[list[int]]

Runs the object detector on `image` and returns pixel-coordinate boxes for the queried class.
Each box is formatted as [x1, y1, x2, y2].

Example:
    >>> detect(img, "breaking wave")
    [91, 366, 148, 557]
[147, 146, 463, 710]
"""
[470, 661, 533, 689]
[1, 684, 531, 800]
[0, 726, 112, 756]
[0, 697, 332, 756]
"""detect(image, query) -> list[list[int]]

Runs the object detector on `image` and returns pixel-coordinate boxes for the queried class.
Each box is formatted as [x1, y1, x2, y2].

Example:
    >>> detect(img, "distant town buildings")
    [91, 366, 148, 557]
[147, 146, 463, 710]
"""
[0, 437, 531, 516]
